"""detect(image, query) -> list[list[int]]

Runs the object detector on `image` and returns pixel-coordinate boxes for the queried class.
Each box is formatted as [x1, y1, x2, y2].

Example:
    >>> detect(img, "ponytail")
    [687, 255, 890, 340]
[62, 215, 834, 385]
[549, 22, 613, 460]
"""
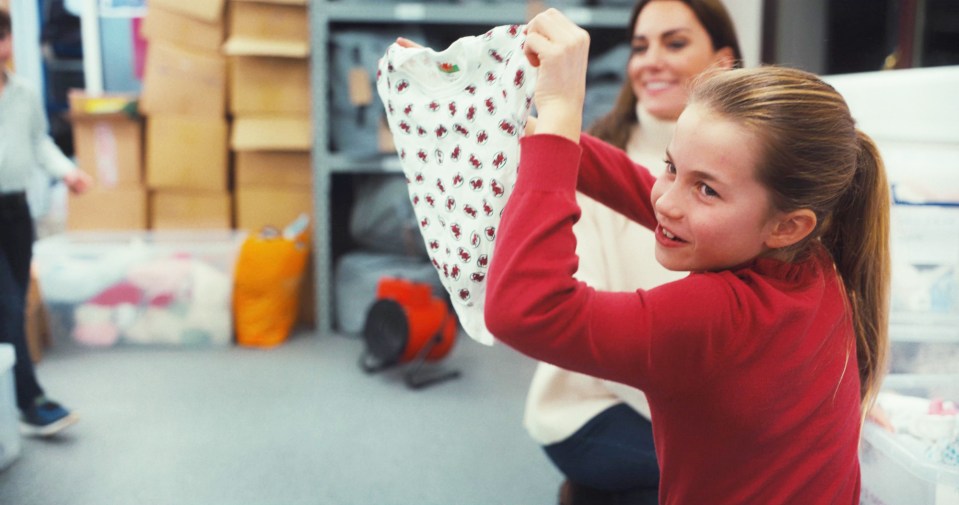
[821, 130, 891, 415]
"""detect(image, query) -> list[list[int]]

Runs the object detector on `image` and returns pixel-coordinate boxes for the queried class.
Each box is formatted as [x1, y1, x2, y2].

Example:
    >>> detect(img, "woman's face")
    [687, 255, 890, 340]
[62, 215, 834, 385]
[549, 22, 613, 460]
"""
[627, 0, 733, 120]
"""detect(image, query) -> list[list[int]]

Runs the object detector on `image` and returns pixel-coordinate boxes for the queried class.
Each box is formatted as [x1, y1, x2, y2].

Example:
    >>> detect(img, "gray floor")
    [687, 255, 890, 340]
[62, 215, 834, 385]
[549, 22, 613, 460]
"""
[0, 331, 563, 504]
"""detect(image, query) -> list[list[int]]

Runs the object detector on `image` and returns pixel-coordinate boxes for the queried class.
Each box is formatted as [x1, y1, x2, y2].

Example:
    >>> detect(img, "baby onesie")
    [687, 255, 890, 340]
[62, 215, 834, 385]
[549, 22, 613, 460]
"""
[376, 24, 537, 345]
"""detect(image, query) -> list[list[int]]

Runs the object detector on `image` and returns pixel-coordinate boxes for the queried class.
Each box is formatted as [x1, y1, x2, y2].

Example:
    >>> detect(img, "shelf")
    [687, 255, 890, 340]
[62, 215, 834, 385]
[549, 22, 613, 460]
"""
[322, 2, 631, 28]
[328, 154, 404, 173]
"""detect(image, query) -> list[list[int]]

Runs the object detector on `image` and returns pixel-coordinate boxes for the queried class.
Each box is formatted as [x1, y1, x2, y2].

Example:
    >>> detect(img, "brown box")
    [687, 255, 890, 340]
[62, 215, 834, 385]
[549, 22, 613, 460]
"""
[235, 186, 312, 231]
[67, 186, 149, 231]
[140, 41, 227, 117]
[231, 116, 311, 151]
[223, 1, 309, 58]
[229, 56, 310, 115]
[149, 0, 225, 23]
[235, 151, 311, 187]
[69, 92, 143, 188]
[151, 190, 233, 229]
[142, 4, 225, 54]
[146, 115, 229, 191]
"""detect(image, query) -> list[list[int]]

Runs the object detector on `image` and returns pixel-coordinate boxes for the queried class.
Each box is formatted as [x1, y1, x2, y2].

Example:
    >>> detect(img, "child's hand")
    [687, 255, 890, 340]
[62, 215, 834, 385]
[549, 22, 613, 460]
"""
[524, 8, 589, 142]
[396, 37, 423, 49]
[63, 168, 93, 194]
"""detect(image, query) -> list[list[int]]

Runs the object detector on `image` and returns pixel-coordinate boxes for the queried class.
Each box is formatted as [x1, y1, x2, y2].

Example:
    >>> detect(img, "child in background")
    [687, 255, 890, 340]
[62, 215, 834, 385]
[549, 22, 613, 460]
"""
[486, 9, 889, 505]
[0, 6, 91, 437]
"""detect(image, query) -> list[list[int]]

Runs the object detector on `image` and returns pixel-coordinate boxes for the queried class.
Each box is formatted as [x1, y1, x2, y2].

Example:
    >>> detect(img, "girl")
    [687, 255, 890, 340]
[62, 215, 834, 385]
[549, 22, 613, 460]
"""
[486, 9, 889, 505]
[523, 1, 741, 503]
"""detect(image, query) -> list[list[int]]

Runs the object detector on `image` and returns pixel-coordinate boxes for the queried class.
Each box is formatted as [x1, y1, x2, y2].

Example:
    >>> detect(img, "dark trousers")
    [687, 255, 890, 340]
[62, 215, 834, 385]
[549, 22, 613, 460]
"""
[544, 403, 659, 501]
[0, 192, 44, 411]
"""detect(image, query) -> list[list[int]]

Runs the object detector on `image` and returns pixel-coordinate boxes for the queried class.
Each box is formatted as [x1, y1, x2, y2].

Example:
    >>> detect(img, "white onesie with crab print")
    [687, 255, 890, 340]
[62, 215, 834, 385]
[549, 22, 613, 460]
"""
[376, 24, 538, 345]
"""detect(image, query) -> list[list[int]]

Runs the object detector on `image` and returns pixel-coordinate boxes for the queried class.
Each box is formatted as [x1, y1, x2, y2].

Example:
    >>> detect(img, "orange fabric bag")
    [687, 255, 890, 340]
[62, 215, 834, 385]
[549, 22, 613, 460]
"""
[233, 221, 310, 348]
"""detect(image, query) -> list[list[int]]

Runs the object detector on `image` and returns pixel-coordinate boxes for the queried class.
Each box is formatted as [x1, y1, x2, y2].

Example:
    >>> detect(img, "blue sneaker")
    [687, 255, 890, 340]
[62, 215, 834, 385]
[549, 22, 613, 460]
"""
[20, 397, 79, 437]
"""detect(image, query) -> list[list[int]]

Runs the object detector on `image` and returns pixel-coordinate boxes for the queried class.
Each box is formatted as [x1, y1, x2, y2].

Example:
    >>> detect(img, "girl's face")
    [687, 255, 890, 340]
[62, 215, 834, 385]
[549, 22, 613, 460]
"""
[650, 103, 783, 272]
[627, 0, 733, 120]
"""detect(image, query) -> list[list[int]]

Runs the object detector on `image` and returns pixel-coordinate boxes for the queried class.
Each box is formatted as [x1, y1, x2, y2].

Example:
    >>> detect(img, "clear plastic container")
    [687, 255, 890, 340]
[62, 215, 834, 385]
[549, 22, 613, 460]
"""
[0, 344, 21, 471]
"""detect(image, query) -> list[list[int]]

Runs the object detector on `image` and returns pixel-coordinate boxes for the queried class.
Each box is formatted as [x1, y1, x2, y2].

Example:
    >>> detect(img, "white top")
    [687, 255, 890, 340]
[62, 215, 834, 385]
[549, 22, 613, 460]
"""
[0, 71, 74, 193]
[376, 25, 537, 345]
[524, 106, 686, 445]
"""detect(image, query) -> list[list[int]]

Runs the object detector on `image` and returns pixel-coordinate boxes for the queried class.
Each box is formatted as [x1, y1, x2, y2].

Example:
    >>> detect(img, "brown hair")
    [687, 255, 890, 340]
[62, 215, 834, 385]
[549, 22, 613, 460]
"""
[689, 66, 891, 418]
[0, 7, 10, 39]
[589, 0, 743, 147]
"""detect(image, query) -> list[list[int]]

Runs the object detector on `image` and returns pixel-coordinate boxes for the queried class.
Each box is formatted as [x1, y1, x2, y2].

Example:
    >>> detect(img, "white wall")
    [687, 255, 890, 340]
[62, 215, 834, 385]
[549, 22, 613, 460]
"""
[721, 0, 763, 68]
[8, 0, 44, 92]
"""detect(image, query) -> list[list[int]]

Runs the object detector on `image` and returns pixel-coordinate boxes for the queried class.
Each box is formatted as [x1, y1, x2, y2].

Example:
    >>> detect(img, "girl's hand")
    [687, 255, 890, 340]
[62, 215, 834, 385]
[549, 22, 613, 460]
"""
[524, 8, 589, 142]
[396, 37, 423, 49]
[63, 168, 93, 194]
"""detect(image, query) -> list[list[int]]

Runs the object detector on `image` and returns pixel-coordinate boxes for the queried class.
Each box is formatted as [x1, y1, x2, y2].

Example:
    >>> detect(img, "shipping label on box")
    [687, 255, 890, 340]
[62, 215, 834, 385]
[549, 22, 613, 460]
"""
[69, 91, 144, 188]
[141, 42, 227, 117]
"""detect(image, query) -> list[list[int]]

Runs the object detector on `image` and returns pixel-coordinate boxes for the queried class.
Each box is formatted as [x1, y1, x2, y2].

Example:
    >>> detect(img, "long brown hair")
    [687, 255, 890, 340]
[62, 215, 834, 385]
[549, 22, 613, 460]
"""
[690, 66, 891, 418]
[589, 0, 744, 147]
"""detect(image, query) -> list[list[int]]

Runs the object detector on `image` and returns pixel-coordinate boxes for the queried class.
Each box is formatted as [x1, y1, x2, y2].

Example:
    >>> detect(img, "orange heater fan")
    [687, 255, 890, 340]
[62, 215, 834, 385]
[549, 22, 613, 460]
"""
[360, 277, 460, 389]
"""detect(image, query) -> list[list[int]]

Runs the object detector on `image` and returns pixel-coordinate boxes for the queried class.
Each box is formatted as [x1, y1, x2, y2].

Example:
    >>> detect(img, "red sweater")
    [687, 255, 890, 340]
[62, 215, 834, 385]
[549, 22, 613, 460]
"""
[485, 134, 862, 505]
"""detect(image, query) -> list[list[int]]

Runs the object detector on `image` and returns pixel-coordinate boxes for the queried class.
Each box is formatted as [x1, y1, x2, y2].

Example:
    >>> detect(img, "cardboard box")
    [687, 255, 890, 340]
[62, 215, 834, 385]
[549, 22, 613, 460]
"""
[151, 190, 233, 230]
[235, 151, 311, 187]
[141, 41, 227, 117]
[69, 92, 143, 188]
[146, 115, 229, 191]
[231, 116, 311, 151]
[142, 4, 225, 54]
[235, 186, 312, 231]
[229, 56, 310, 115]
[25, 268, 50, 364]
[223, 1, 309, 58]
[148, 0, 225, 23]
[67, 186, 149, 231]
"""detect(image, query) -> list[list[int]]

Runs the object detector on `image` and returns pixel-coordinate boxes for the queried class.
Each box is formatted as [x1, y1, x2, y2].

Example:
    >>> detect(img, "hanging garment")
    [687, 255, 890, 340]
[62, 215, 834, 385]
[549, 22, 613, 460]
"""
[376, 24, 537, 345]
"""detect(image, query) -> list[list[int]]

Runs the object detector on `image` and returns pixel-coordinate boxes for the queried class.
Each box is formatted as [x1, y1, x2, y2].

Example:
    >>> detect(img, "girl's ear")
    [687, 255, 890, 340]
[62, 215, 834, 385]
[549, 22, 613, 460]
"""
[713, 46, 736, 70]
[765, 209, 817, 250]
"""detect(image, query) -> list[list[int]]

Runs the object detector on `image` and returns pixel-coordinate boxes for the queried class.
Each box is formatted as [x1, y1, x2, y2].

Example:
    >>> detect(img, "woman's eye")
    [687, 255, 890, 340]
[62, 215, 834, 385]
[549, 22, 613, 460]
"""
[631, 45, 648, 54]
[667, 40, 689, 51]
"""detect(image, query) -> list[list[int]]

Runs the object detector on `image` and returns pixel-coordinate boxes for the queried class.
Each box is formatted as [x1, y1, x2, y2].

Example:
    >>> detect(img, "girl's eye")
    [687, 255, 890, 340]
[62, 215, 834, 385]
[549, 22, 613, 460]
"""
[667, 39, 689, 51]
[698, 183, 719, 198]
[664, 159, 676, 174]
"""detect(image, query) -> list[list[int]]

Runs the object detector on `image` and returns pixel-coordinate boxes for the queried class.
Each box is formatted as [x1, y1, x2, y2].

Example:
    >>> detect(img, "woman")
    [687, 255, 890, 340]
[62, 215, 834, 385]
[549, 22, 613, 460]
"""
[522, 2, 741, 503]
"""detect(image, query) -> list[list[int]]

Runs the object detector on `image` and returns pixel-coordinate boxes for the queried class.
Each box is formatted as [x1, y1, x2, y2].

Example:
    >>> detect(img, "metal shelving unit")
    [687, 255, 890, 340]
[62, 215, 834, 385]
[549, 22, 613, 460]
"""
[308, 1, 632, 335]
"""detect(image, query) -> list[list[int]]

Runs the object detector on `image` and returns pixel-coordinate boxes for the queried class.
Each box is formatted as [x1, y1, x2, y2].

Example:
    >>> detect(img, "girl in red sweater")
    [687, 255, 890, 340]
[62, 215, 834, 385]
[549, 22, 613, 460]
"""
[485, 9, 890, 505]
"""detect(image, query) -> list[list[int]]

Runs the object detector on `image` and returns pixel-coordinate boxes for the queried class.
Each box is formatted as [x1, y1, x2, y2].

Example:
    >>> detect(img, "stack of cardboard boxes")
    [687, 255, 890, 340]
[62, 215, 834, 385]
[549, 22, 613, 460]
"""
[140, 0, 232, 229]
[225, 0, 313, 231]
[69, 0, 314, 232]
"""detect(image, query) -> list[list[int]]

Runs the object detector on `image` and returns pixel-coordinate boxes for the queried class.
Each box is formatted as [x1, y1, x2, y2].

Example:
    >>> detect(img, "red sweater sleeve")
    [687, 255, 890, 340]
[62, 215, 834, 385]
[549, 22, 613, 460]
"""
[485, 134, 739, 393]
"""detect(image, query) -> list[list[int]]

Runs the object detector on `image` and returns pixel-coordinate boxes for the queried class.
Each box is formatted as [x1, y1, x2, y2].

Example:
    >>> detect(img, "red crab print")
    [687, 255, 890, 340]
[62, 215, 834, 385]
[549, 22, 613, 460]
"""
[454, 124, 470, 137]
[414, 172, 424, 184]
[452, 173, 464, 187]
[417, 149, 428, 163]
[476, 130, 489, 145]
[482, 199, 494, 216]
[419, 217, 429, 229]
[492, 151, 507, 170]
[466, 105, 477, 122]
[458, 288, 470, 302]
[489, 49, 504, 63]
[507, 24, 520, 37]
[416, 126, 427, 137]
[485, 226, 495, 240]
[451, 223, 462, 240]
[428, 101, 440, 112]
[485, 97, 496, 114]
[451, 145, 462, 161]
[446, 196, 456, 211]
[450, 265, 461, 280]
[463, 204, 478, 219]
[470, 272, 486, 283]
[403, 103, 413, 115]
[514, 69, 525, 88]
[465, 85, 477, 95]
[485, 71, 496, 84]
[469, 177, 484, 191]
[425, 194, 436, 207]
[435, 125, 448, 139]
[448, 102, 457, 117]
[498, 120, 517, 136]
[477, 254, 489, 268]
[457, 247, 472, 263]
[470, 232, 481, 248]
[468, 154, 482, 170]
[429, 240, 440, 250]
[411, 194, 419, 204]
[399, 121, 411, 134]
[490, 179, 505, 197]
[436, 178, 446, 193]
[396, 79, 410, 92]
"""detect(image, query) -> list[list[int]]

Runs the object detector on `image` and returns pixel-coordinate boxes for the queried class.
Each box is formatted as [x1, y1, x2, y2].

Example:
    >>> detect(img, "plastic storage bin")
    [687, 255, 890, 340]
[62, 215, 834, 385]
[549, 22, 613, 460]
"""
[33, 230, 246, 347]
[0, 344, 21, 471]
[861, 375, 959, 505]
